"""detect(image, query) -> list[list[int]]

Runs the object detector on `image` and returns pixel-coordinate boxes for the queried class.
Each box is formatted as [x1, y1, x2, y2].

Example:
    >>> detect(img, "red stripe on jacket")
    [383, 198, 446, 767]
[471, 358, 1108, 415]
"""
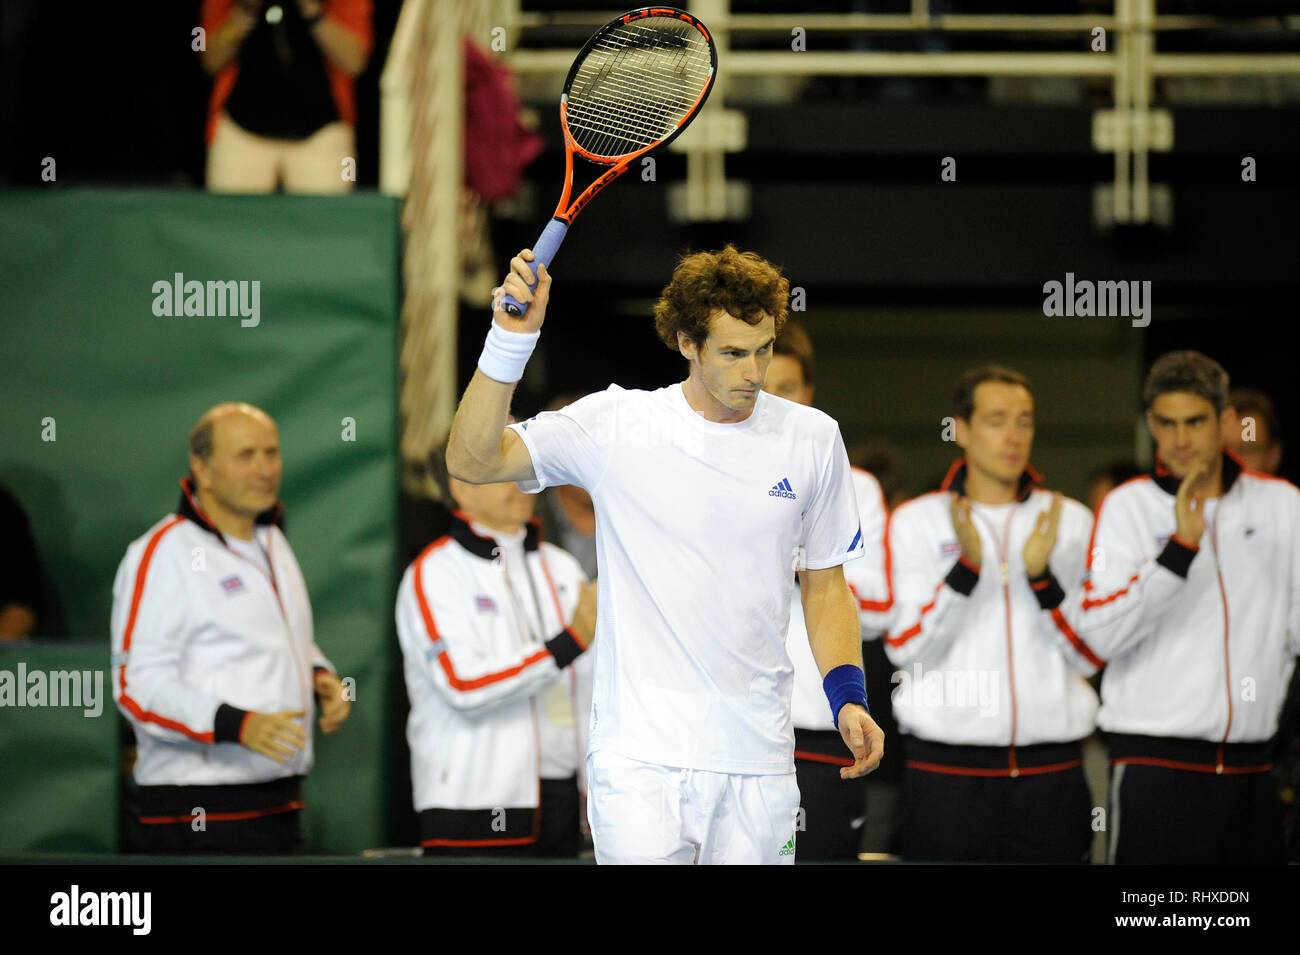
[849, 467, 894, 613]
[1112, 756, 1272, 775]
[1050, 608, 1105, 669]
[906, 758, 1082, 778]
[412, 535, 553, 691]
[885, 580, 944, 648]
[1081, 571, 1142, 610]
[794, 750, 854, 767]
[1081, 475, 1150, 609]
[118, 517, 217, 744]
[140, 800, 305, 825]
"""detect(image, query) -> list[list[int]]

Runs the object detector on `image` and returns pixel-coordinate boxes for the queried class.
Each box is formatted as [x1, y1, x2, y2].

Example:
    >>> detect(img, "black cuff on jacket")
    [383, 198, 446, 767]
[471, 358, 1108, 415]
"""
[545, 628, 586, 669]
[1156, 536, 1197, 578]
[945, 556, 979, 596]
[1028, 570, 1066, 610]
[214, 703, 250, 744]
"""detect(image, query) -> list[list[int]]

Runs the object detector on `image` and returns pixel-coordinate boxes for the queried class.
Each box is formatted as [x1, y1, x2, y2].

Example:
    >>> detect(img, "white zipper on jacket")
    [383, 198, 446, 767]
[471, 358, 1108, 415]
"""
[491, 527, 545, 819]
[498, 544, 545, 647]
[231, 530, 311, 717]
[975, 504, 1019, 775]
[500, 534, 583, 803]
[536, 548, 588, 796]
[1208, 500, 1231, 774]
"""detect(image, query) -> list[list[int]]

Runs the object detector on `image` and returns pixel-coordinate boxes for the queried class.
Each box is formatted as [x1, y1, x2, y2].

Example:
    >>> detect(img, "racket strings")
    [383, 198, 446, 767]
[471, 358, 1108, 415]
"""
[565, 96, 679, 150]
[568, 78, 691, 135]
[565, 18, 713, 160]
[587, 26, 711, 91]
[570, 67, 700, 130]
[575, 34, 709, 117]
[568, 72, 703, 156]
[569, 73, 697, 148]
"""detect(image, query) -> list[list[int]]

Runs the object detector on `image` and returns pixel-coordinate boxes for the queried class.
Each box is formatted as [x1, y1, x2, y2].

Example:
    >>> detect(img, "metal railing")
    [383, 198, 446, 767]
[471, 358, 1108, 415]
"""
[379, 1, 1299, 479]
[499, 0, 1299, 225]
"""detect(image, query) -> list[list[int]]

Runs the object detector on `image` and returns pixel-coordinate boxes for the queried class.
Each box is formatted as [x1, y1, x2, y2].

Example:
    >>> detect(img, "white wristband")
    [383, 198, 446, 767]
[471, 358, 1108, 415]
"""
[478, 320, 541, 384]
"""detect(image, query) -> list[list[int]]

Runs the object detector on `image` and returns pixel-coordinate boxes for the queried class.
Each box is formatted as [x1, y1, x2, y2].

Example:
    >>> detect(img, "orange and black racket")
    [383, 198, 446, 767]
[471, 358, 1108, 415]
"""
[502, 6, 717, 316]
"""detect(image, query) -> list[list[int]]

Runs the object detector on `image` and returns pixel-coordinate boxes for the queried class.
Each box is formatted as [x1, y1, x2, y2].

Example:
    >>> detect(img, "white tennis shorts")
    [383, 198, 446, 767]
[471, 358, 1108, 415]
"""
[587, 749, 801, 865]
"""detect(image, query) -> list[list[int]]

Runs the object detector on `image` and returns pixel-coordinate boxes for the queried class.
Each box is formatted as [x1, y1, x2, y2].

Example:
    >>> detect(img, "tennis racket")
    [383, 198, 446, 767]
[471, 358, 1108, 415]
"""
[502, 6, 718, 317]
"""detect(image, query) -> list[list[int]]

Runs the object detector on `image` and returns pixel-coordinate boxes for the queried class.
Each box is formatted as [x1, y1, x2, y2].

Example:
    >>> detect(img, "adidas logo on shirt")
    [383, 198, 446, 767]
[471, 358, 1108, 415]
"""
[778, 836, 796, 856]
[769, 478, 797, 500]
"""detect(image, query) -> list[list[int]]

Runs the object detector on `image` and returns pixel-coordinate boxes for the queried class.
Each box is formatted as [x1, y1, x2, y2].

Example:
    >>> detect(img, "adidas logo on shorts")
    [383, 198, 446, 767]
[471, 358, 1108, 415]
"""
[769, 478, 797, 500]
[778, 836, 796, 856]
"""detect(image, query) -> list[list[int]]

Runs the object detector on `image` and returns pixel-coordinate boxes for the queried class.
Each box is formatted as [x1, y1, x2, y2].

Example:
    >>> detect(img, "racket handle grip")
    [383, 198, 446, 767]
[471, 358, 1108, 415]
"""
[502, 218, 568, 317]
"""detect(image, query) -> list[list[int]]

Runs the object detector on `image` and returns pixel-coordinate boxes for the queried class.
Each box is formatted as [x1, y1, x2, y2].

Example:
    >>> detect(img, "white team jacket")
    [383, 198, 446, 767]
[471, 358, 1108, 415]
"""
[788, 467, 895, 731]
[396, 512, 592, 828]
[884, 461, 1100, 751]
[111, 478, 333, 788]
[1070, 452, 1300, 749]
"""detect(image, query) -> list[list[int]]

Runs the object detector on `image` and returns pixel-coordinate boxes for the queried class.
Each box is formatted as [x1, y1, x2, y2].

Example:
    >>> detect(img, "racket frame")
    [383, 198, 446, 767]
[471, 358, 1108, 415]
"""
[550, 6, 717, 224]
[501, 6, 717, 316]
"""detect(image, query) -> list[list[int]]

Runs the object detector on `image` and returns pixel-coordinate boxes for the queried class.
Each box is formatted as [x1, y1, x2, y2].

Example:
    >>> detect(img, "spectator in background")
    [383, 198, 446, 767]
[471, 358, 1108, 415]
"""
[199, 0, 372, 194]
[533, 393, 598, 580]
[1224, 387, 1284, 475]
[850, 439, 911, 512]
[1086, 460, 1142, 513]
[397, 439, 596, 858]
[111, 403, 349, 853]
[0, 483, 45, 639]
[1221, 387, 1299, 859]
[1076, 352, 1298, 863]
[763, 323, 894, 861]
[846, 438, 909, 857]
[885, 366, 1099, 863]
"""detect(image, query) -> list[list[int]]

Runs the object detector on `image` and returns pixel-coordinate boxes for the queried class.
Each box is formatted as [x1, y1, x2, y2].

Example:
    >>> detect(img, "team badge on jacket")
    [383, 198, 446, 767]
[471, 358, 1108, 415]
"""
[219, 575, 246, 596]
[474, 594, 498, 613]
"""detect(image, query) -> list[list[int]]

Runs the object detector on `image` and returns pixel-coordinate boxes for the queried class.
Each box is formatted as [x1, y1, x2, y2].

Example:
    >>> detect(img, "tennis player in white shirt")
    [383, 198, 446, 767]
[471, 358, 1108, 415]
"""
[446, 245, 885, 864]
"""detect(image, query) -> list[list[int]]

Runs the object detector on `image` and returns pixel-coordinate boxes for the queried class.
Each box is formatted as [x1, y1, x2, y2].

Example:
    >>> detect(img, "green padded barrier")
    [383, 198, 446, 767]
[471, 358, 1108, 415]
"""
[0, 645, 116, 852]
[0, 189, 401, 853]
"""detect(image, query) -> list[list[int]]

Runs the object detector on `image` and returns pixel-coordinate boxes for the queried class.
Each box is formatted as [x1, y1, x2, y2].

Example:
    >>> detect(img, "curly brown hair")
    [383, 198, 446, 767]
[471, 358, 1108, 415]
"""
[653, 245, 789, 352]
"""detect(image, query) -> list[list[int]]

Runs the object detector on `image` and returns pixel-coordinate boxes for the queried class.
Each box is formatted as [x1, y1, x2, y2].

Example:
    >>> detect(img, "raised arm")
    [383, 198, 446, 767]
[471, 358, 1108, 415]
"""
[301, 0, 372, 79]
[199, 0, 259, 77]
[446, 251, 549, 485]
[1075, 473, 1204, 661]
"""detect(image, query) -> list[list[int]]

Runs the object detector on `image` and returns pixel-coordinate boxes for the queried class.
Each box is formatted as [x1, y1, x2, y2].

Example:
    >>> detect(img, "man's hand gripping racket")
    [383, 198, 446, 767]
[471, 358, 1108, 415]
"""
[501, 6, 717, 317]
[493, 251, 552, 332]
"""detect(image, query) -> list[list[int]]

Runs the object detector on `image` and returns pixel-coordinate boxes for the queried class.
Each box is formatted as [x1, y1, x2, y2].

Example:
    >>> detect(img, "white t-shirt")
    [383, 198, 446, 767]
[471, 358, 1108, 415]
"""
[508, 383, 864, 775]
[226, 533, 271, 581]
[787, 468, 890, 731]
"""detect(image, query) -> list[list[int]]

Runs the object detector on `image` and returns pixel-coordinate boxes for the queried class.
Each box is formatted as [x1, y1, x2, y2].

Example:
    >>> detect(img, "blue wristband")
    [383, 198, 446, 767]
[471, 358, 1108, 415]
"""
[823, 664, 869, 729]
